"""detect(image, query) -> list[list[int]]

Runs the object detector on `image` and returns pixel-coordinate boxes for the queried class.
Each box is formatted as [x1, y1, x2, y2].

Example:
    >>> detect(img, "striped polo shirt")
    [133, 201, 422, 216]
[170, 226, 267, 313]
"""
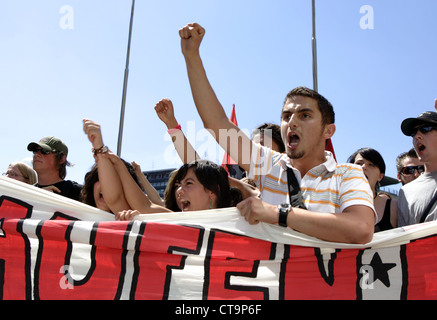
[248, 143, 376, 218]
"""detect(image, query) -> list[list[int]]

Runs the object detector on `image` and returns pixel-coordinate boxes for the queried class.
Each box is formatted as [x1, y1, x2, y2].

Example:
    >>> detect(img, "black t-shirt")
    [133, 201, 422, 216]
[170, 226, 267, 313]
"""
[375, 198, 393, 232]
[36, 180, 83, 201]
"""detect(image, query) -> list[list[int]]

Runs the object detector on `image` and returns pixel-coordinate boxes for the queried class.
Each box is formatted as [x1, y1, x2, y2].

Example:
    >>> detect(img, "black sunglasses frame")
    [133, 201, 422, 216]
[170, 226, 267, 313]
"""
[32, 148, 52, 155]
[410, 125, 437, 137]
[400, 165, 425, 175]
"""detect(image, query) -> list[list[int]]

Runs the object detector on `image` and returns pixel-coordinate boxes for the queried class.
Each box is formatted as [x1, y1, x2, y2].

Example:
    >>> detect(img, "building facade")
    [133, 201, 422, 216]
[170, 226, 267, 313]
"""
[143, 168, 176, 198]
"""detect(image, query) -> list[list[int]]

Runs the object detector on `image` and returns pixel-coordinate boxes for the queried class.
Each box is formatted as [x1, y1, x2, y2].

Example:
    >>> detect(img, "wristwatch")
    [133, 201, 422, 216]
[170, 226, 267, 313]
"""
[278, 203, 291, 227]
[93, 145, 109, 156]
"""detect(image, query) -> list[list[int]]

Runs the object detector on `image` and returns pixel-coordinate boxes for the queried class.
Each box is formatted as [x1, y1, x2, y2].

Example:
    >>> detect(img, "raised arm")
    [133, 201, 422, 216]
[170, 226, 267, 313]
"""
[132, 160, 165, 207]
[179, 23, 252, 171]
[83, 119, 130, 213]
[154, 98, 200, 163]
[106, 152, 171, 214]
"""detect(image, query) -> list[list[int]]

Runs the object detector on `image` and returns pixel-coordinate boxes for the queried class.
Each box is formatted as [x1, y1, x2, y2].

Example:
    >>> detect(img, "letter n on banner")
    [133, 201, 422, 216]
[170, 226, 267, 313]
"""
[282, 246, 358, 299]
[404, 235, 437, 299]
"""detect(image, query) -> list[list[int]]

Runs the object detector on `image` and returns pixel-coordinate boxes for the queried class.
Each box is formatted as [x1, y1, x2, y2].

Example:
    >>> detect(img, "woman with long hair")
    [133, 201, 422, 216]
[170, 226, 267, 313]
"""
[116, 160, 242, 220]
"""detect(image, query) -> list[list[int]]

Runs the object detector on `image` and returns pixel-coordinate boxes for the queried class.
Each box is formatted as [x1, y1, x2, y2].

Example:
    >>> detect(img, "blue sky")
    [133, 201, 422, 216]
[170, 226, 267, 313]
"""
[1, 0, 436, 193]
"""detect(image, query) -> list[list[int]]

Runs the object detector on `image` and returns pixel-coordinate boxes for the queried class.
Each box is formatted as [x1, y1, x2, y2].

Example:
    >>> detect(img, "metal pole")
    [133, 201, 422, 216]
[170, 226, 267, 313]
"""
[117, 0, 135, 156]
[311, 0, 318, 92]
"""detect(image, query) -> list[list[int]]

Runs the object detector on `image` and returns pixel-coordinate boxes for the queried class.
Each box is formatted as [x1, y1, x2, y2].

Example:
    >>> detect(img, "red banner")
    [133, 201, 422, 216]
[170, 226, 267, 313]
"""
[1, 177, 437, 300]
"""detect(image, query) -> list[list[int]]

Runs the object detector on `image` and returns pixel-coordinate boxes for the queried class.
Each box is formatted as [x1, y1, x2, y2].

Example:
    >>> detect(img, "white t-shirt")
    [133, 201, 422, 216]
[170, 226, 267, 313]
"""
[248, 143, 376, 218]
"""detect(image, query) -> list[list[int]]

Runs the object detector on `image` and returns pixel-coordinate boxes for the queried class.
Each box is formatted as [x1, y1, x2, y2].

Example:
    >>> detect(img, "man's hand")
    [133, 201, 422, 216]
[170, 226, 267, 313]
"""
[41, 185, 61, 194]
[237, 196, 280, 225]
[179, 23, 205, 58]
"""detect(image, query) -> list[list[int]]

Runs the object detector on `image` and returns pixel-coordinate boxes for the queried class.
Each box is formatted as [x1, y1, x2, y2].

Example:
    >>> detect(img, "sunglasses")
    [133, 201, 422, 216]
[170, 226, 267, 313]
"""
[32, 148, 52, 155]
[400, 165, 425, 175]
[410, 125, 437, 137]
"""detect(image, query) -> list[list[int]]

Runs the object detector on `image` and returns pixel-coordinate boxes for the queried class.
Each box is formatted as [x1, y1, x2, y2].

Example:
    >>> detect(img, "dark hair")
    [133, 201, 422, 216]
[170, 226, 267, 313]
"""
[54, 152, 69, 180]
[347, 148, 386, 175]
[253, 123, 285, 153]
[164, 160, 242, 211]
[284, 86, 335, 125]
[81, 165, 99, 207]
[347, 147, 386, 195]
[164, 169, 180, 211]
[396, 148, 418, 173]
[81, 159, 143, 209]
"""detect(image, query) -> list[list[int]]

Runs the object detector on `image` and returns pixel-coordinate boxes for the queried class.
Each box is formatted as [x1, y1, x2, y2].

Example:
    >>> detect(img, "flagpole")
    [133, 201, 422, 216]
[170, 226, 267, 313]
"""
[311, 0, 318, 92]
[117, 0, 135, 156]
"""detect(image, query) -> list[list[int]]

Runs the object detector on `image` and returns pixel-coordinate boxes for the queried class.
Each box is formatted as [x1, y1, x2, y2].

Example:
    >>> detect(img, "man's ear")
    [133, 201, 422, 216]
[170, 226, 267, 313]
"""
[58, 154, 67, 165]
[324, 123, 336, 140]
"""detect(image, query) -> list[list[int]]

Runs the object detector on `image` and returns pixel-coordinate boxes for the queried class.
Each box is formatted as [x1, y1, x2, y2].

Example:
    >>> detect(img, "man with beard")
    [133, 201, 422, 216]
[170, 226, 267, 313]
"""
[398, 104, 437, 226]
[179, 23, 375, 244]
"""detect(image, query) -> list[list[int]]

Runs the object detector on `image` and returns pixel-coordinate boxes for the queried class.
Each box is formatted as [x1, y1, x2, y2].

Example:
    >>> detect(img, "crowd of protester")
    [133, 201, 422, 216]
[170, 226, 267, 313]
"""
[2, 23, 436, 244]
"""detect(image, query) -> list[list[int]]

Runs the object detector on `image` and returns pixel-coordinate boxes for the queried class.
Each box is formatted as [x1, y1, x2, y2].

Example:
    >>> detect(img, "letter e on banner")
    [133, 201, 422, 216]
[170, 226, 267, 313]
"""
[204, 231, 274, 300]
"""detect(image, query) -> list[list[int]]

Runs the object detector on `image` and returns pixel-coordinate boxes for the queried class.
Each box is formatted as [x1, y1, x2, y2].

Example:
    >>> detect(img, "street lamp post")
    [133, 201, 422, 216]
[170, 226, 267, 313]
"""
[117, 0, 135, 156]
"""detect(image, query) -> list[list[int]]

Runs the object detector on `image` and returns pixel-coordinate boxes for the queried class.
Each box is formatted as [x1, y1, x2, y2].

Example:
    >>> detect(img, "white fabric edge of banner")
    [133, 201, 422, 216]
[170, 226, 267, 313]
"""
[2, 175, 436, 250]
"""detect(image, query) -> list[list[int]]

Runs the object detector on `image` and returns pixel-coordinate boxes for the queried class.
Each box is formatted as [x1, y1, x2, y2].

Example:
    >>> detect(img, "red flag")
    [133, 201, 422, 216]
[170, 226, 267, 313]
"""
[326, 138, 337, 162]
[221, 104, 244, 178]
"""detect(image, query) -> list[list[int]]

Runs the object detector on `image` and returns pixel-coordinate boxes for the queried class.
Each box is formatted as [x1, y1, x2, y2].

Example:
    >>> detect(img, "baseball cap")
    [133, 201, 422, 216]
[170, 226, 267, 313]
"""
[401, 111, 437, 136]
[27, 136, 69, 156]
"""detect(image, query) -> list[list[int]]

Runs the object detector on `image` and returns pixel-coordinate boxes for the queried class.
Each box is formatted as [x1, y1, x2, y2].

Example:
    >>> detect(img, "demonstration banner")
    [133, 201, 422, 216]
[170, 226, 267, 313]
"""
[1, 176, 437, 300]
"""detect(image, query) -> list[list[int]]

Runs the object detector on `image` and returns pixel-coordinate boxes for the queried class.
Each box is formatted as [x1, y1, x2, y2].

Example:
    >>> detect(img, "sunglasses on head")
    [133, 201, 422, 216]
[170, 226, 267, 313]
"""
[410, 125, 437, 137]
[400, 165, 425, 175]
[32, 148, 52, 155]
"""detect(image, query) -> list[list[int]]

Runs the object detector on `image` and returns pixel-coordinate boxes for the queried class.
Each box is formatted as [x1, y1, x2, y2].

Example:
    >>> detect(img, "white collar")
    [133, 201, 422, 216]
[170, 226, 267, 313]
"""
[280, 151, 337, 176]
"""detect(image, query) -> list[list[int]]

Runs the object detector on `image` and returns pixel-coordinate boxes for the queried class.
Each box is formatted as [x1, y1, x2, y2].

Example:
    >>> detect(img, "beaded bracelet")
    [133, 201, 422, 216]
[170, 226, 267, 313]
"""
[167, 124, 182, 134]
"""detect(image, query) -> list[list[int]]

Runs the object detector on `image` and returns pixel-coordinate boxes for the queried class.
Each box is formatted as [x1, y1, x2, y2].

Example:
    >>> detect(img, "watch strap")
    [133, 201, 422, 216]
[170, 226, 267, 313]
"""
[93, 145, 108, 156]
[278, 204, 290, 227]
